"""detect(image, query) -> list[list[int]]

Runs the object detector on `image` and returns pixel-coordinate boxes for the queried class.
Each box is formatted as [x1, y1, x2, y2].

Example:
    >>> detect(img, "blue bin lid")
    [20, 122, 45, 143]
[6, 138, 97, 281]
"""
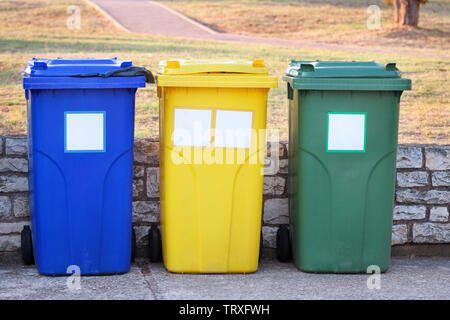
[23, 57, 146, 89]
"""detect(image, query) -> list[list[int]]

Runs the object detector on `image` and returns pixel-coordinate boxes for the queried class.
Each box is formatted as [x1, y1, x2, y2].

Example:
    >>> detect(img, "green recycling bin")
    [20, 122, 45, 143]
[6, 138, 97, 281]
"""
[278, 61, 411, 273]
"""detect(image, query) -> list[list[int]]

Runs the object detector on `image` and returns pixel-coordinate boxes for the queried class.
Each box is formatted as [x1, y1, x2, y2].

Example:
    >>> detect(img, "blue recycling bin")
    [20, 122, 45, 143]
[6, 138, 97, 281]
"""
[22, 58, 146, 275]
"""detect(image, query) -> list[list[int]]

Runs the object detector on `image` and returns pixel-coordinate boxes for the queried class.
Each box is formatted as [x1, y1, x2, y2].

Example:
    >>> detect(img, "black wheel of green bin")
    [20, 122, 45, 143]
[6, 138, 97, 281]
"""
[148, 224, 162, 263]
[276, 225, 292, 263]
[21, 225, 34, 265]
[259, 231, 263, 262]
[131, 227, 136, 263]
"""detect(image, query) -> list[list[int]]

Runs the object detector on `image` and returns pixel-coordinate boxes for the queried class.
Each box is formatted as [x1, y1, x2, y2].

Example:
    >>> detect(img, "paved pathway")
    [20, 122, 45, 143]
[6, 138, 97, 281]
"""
[88, 0, 218, 38]
[87, 0, 448, 59]
[1, 254, 449, 299]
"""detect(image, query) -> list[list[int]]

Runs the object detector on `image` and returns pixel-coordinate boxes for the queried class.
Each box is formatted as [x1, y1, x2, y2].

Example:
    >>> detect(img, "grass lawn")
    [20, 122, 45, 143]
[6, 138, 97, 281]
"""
[163, 0, 450, 58]
[0, 0, 448, 144]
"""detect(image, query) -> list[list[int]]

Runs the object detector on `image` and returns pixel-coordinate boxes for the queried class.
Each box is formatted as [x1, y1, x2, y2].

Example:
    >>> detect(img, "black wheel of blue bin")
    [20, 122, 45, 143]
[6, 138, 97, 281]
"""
[21, 225, 34, 265]
[148, 224, 162, 263]
[259, 231, 263, 262]
[131, 227, 136, 263]
[276, 225, 292, 263]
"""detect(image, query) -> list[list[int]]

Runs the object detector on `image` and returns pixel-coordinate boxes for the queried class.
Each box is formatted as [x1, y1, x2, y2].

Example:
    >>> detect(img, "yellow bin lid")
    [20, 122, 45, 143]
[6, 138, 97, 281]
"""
[157, 59, 278, 88]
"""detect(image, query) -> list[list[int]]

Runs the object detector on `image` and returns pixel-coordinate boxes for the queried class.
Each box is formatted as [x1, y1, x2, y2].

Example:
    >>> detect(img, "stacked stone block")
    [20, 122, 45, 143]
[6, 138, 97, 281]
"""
[0, 135, 448, 254]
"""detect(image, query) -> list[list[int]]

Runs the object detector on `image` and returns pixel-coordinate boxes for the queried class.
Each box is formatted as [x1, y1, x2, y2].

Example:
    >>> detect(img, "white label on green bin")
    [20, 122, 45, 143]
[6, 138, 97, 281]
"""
[65, 112, 106, 152]
[214, 110, 253, 149]
[173, 108, 212, 147]
[327, 112, 366, 152]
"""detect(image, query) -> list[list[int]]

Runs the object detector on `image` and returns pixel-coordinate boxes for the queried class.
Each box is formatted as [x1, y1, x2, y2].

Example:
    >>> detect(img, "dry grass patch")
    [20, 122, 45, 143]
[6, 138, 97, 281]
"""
[0, 0, 448, 144]
[163, 0, 450, 57]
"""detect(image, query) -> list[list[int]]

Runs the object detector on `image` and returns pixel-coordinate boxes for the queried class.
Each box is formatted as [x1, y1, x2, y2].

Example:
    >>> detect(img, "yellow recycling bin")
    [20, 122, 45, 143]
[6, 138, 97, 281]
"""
[155, 60, 278, 273]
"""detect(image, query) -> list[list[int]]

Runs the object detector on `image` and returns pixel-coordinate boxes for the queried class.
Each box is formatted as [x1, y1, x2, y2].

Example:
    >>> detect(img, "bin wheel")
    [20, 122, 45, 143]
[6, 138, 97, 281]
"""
[131, 227, 136, 263]
[276, 225, 292, 263]
[148, 224, 162, 263]
[259, 231, 263, 262]
[21, 226, 34, 265]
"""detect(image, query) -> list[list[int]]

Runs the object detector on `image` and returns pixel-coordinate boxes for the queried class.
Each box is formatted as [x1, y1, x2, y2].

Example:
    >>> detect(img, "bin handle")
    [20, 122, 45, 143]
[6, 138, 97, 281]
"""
[166, 60, 181, 68]
[286, 63, 315, 77]
[385, 63, 397, 71]
[287, 83, 294, 100]
[253, 60, 265, 67]
[71, 66, 155, 83]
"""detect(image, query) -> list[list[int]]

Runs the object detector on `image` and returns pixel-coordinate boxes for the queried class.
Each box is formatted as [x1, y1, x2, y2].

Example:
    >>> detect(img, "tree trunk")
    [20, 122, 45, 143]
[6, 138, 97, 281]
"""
[398, 0, 420, 26]
[393, 0, 401, 24]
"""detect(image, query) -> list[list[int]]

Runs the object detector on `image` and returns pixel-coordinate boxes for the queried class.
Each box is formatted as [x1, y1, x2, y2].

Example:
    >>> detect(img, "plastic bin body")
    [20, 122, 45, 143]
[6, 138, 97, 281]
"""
[23, 58, 145, 275]
[157, 60, 277, 273]
[284, 61, 411, 273]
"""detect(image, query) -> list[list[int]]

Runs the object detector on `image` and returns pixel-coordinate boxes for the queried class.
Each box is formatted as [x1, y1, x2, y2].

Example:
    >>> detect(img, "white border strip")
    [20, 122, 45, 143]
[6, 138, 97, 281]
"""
[150, 1, 218, 35]
[84, 0, 131, 33]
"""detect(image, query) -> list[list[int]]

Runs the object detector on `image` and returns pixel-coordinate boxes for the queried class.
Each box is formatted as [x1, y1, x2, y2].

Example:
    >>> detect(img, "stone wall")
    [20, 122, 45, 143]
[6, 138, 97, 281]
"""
[0, 135, 449, 256]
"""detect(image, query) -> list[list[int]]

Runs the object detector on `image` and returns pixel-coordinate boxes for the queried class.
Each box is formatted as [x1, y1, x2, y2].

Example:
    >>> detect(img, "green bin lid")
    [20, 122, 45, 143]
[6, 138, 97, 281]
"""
[283, 61, 411, 91]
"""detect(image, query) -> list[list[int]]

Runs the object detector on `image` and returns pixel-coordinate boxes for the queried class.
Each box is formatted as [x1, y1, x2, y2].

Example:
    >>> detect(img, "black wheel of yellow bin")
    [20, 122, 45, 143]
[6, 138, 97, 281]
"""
[259, 231, 263, 262]
[148, 224, 162, 263]
[276, 225, 292, 263]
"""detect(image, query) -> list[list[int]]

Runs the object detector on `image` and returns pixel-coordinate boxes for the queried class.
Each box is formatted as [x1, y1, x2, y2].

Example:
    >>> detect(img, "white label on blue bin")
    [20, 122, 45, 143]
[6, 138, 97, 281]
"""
[65, 112, 105, 152]
[327, 112, 366, 152]
[214, 110, 253, 149]
[173, 108, 212, 147]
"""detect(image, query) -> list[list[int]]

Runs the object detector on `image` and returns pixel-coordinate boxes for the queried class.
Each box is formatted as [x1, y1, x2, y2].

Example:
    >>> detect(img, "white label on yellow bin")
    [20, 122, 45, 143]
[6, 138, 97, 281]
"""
[173, 108, 212, 147]
[65, 112, 105, 152]
[327, 112, 366, 152]
[215, 110, 253, 149]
